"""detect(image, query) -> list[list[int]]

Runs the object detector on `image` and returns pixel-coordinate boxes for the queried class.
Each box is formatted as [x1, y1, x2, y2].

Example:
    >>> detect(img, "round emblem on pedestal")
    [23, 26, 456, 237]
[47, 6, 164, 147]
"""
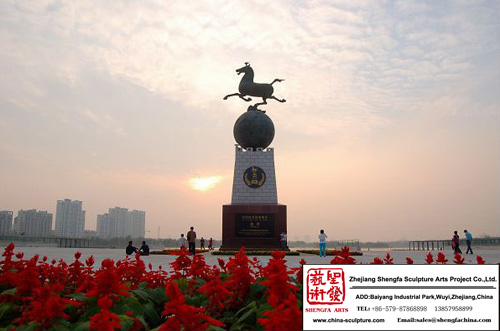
[243, 166, 266, 188]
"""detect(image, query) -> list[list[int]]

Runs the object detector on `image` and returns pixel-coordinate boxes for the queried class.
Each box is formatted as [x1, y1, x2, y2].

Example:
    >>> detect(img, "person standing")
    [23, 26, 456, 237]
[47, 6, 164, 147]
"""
[280, 231, 287, 250]
[208, 238, 213, 250]
[464, 230, 473, 254]
[126, 241, 138, 255]
[318, 229, 327, 257]
[200, 237, 206, 250]
[187, 226, 197, 255]
[139, 241, 150, 256]
[452, 230, 462, 254]
[179, 234, 187, 250]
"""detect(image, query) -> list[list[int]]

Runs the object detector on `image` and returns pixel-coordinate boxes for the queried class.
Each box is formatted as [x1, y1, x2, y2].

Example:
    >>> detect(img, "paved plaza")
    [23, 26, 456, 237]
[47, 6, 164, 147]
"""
[5, 245, 499, 270]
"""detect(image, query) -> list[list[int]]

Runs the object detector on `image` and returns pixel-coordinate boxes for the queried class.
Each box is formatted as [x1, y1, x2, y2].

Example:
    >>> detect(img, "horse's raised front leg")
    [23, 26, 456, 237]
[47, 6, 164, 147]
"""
[269, 96, 286, 103]
[223, 93, 252, 102]
[270, 78, 284, 85]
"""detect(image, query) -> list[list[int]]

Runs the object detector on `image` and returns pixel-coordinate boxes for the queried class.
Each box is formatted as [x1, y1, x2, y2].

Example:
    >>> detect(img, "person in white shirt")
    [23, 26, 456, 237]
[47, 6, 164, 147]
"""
[179, 233, 187, 250]
[280, 232, 287, 250]
[318, 229, 327, 257]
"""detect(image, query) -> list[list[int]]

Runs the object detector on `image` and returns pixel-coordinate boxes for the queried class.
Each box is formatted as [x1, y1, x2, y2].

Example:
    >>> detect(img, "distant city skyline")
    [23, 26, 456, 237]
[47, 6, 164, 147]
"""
[0, 200, 146, 239]
[1, 1, 498, 241]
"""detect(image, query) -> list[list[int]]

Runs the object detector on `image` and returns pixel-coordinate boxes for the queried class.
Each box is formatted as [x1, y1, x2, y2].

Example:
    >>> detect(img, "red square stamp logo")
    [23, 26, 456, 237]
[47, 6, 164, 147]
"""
[306, 268, 345, 305]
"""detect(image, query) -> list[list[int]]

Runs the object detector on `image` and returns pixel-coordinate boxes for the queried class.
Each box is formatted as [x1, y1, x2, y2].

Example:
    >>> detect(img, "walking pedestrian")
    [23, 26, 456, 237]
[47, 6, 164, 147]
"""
[318, 229, 327, 257]
[200, 237, 205, 250]
[464, 230, 473, 254]
[452, 230, 462, 254]
[187, 226, 197, 255]
[208, 238, 213, 250]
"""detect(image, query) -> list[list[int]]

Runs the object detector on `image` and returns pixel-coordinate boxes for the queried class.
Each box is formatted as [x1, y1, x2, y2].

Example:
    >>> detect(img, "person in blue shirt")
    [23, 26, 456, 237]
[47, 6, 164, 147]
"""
[464, 230, 473, 254]
[318, 229, 328, 257]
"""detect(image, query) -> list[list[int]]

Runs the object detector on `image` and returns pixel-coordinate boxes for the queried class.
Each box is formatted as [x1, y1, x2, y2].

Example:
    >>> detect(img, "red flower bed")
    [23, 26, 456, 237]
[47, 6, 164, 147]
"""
[0, 243, 492, 330]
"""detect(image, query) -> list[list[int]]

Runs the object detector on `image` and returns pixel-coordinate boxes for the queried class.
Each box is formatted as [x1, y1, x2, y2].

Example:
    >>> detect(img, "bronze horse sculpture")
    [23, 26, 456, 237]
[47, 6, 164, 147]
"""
[223, 63, 286, 111]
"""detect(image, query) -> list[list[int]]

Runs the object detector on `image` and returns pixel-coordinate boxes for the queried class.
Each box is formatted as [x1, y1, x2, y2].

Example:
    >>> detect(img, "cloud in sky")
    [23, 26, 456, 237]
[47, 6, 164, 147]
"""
[0, 0, 498, 241]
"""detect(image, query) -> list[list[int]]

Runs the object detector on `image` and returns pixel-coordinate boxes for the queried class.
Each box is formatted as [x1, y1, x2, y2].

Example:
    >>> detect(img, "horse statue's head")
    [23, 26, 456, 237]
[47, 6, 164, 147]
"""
[236, 62, 254, 76]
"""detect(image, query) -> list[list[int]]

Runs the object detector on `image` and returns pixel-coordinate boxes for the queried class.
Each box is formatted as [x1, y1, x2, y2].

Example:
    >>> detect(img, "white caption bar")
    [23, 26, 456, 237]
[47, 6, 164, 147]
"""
[303, 265, 499, 330]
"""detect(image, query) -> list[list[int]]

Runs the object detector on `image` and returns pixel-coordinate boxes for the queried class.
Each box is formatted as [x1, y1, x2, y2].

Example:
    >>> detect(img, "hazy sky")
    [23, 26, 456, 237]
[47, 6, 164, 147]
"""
[1, 0, 498, 242]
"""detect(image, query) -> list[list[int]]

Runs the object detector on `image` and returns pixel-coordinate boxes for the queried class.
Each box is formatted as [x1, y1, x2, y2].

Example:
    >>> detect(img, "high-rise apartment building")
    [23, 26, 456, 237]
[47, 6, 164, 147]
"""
[96, 213, 111, 238]
[0, 210, 13, 235]
[97, 207, 145, 238]
[130, 210, 146, 238]
[55, 199, 85, 238]
[13, 210, 53, 237]
[109, 207, 129, 238]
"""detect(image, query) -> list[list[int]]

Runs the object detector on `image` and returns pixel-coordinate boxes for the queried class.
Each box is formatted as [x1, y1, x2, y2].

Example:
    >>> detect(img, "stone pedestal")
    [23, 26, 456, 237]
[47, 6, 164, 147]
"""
[231, 146, 277, 204]
[221, 146, 287, 251]
[220, 204, 287, 251]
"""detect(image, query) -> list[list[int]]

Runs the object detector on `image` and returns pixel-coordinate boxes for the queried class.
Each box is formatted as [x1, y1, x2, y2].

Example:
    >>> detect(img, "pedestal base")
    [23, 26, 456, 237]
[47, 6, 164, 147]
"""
[220, 204, 287, 251]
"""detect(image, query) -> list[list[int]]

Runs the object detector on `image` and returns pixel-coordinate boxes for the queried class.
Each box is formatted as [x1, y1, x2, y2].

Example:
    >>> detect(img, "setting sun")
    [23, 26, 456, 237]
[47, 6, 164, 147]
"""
[189, 176, 222, 191]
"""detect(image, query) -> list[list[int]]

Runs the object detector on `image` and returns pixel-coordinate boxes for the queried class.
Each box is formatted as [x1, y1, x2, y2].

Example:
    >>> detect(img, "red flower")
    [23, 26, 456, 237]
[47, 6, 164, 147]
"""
[0, 243, 18, 288]
[160, 281, 225, 331]
[340, 246, 357, 264]
[2, 243, 15, 258]
[26, 283, 80, 328]
[258, 293, 302, 331]
[89, 296, 122, 331]
[425, 253, 434, 264]
[476, 256, 485, 264]
[169, 249, 192, 278]
[291, 259, 306, 284]
[406, 258, 414, 264]
[86, 256, 95, 267]
[68, 252, 86, 288]
[198, 271, 231, 312]
[252, 257, 264, 278]
[224, 248, 256, 306]
[453, 254, 465, 264]
[436, 252, 448, 264]
[383, 253, 394, 264]
[260, 251, 297, 307]
[330, 247, 356, 264]
[16, 258, 42, 296]
[144, 269, 169, 288]
[117, 254, 146, 288]
[370, 257, 384, 264]
[217, 258, 226, 272]
[329, 256, 342, 264]
[85, 259, 130, 298]
[190, 254, 212, 280]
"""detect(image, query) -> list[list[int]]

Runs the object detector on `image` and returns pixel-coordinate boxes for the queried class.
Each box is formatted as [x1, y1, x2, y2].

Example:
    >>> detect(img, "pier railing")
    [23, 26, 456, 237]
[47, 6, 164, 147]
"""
[408, 237, 500, 251]
[330, 239, 361, 251]
[0, 235, 90, 248]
